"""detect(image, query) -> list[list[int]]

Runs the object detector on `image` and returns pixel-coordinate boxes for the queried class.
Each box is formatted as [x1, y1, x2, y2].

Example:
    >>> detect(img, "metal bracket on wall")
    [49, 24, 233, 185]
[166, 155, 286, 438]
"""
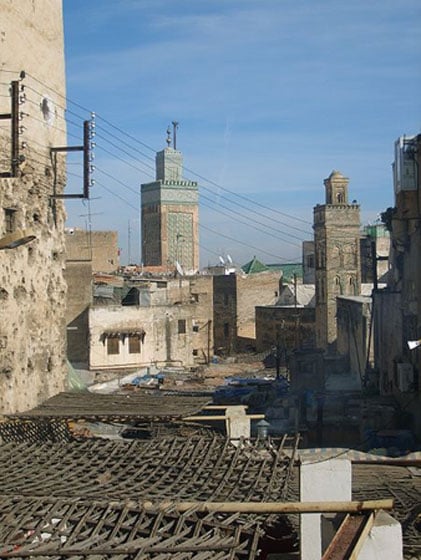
[0, 79, 24, 178]
[50, 115, 95, 199]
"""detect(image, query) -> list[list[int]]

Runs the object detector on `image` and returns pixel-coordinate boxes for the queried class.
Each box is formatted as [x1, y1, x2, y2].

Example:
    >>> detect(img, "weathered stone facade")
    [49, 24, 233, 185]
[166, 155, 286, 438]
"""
[302, 240, 315, 284]
[64, 260, 92, 365]
[65, 228, 119, 273]
[374, 134, 421, 437]
[255, 306, 316, 353]
[360, 224, 390, 284]
[213, 274, 237, 355]
[213, 271, 281, 354]
[89, 275, 214, 370]
[336, 295, 372, 380]
[314, 171, 361, 351]
[141, 147, 199, 272]
[0, 1, 67, 412]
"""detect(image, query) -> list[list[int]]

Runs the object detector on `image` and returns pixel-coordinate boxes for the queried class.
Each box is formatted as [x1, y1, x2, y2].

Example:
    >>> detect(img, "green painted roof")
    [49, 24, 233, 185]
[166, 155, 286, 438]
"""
[267, 263, 303, 282]
[241, 256, 270, 274]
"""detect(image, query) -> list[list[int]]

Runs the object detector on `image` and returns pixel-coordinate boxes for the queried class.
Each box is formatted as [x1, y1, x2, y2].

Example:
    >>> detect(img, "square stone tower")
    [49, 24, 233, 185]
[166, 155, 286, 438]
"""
[313, 171, 361, 351]
[141, 139, 199, 272]
[0, 1, 68, 412]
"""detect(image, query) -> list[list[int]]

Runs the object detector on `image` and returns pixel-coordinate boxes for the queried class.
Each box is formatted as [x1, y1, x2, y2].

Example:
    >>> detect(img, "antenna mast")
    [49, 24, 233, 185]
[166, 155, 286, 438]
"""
[172, 121, 179, 150]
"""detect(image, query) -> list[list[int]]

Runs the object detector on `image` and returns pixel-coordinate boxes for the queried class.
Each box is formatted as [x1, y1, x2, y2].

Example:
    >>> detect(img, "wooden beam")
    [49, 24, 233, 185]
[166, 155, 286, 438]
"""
[322, 513, 374, 560]
[139, 499, 394, 514]
[183, 414, 265, 421]
[204, 405, 249, 410]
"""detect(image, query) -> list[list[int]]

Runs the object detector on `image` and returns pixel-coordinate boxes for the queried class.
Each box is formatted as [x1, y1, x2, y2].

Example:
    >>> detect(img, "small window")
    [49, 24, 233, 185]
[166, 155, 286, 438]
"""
[192, 325, 199, 333]
[192, 349, 198, 356]
[4, 208, 16, 234]
[224, 322, 230, 338]
[107, 337, 119, 355]
[191, 293, 199, 302]
[128, 335, 141, 354]
[178, 319, 186, 334]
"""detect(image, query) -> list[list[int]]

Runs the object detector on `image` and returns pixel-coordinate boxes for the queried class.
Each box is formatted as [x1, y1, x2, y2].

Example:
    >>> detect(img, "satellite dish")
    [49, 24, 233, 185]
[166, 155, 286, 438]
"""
[175, 261, 184, 276]
[408, 339, 421, 350]
[219, 256, 225, 265]
[226, 254, 233, 264]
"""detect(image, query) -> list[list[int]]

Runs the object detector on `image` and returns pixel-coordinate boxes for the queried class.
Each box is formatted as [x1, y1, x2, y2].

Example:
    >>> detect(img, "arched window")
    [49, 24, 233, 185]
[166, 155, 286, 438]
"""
[335, 275, 343, 294]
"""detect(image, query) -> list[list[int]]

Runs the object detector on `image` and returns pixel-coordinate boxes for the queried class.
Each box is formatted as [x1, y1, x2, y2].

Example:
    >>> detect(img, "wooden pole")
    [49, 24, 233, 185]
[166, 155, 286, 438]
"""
[139, 499, 393, 514]
[183, 414, 264, 421]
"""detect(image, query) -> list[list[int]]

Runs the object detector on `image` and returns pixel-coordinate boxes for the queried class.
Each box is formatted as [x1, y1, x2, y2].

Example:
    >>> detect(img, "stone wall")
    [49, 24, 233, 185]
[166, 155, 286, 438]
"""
[64, 261, 92, 365]
[360, 227, 390, 284]
[0, 0, 67, 413]
[255, 306, 316, 353]
[188, 275, 214, 363]
[213, 272, 281, 354]
[213, 274, 237, 355]
[65, 229, 119, 273]
[236, 272, 280, 340]
[336, 295, 372, 380]
[88, 274, 214, 370]
[314, 203, 361, 350]
[302, 240, 315, 284]
[164, 275, 214, 363]
[89, 303, 197, 370]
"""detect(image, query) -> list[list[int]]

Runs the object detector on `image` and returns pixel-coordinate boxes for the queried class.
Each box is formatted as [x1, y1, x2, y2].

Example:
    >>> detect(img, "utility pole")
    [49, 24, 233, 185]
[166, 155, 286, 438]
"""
[293, 273, 300, 349]
[128, 220, 131, 265]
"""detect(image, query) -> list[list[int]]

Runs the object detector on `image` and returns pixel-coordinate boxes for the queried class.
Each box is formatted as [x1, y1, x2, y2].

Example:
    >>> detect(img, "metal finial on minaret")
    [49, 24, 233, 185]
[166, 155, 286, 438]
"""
[172, 121, 179, 150]
[166, 126, 171, 147]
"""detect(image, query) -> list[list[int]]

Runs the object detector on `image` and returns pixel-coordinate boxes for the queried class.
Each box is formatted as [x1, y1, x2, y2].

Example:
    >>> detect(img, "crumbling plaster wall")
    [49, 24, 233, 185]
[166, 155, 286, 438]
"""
[0, 0, 67, 413]
[89, 304, 196, 370]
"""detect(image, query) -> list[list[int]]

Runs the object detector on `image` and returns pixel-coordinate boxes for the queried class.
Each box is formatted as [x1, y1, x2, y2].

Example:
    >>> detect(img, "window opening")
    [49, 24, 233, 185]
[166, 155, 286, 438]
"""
[128, 335, 141, 354]
[4, 208, 16, 234]
[107, 337, 119, 355]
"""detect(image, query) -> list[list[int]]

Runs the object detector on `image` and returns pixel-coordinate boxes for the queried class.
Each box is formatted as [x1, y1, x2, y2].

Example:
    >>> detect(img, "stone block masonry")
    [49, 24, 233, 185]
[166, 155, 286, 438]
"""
[0, 0, 68, 413]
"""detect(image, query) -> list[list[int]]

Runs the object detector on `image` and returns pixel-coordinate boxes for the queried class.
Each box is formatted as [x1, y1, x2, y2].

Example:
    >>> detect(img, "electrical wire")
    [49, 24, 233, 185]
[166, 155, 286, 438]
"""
[3, 69, 311, 257]
[200, 190, 305, 242]
[19, 72, 312, 230]
[199, 223, 298, 263]
[95, 168, 140, 196]
[200, 196, 301, 248]
[95, 143, 153, 177]
[95, 179, 140, 213]
[94, 119, 313, 234]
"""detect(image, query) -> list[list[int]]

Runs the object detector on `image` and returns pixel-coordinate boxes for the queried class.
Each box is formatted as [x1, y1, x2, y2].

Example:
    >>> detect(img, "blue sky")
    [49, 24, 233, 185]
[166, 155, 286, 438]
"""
[62, 0, 421, 266]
